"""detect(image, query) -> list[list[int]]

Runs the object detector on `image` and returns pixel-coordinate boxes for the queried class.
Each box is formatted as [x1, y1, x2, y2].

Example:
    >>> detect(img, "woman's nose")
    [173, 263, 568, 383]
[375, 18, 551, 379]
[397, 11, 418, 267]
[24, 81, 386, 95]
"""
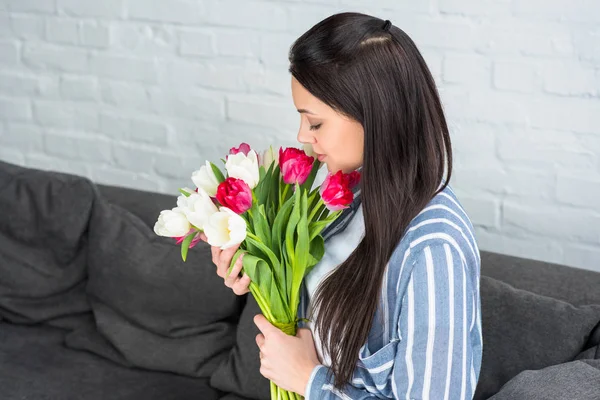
[297, 128, 315, 145]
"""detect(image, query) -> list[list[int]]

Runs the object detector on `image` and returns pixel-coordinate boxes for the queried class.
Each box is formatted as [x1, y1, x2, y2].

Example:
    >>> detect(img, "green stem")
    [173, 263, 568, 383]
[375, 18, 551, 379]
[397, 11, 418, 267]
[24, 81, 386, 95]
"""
[280, 184, 290, 207]
[308, 198, 324, 222]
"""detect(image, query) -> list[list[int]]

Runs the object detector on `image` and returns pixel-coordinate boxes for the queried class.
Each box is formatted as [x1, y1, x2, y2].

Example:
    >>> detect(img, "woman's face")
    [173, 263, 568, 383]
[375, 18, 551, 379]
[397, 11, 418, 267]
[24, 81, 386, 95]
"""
[291, 76, 364, 174]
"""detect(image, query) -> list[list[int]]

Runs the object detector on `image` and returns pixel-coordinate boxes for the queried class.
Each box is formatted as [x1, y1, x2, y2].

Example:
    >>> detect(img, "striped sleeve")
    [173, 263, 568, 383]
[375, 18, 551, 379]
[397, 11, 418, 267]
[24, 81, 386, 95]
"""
[304, 242, 478, 399]
[391, 242, 477, 400]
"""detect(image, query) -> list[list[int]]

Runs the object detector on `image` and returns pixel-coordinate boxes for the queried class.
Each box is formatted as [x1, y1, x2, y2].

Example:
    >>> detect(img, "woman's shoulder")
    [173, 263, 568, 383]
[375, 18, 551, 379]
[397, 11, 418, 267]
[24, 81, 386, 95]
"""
[389, 183, 480, 273]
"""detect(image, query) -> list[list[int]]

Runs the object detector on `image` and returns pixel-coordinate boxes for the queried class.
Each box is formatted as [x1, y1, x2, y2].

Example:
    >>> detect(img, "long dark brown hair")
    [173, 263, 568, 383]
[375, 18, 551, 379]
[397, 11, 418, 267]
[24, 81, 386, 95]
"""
[288, 12, 452, 390]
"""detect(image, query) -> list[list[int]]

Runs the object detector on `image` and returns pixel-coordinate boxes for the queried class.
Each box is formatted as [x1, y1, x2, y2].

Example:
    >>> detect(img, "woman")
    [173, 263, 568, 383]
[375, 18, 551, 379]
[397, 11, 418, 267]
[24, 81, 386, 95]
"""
[203, 12, 482, 399]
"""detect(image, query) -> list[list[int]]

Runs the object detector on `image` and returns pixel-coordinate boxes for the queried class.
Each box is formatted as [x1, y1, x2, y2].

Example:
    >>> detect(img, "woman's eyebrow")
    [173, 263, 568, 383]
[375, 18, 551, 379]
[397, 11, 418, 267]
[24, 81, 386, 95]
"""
[297, 108, 316, 115]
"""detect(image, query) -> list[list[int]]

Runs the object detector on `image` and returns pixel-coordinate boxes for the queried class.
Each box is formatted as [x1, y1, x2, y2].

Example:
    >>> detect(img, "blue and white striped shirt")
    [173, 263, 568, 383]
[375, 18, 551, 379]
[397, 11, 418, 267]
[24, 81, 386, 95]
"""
[297, 182, 482, 399]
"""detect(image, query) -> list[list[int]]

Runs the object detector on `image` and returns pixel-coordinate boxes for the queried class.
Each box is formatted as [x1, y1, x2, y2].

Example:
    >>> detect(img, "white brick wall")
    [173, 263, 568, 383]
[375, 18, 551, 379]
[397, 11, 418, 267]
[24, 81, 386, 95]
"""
[0, 0, 599, 272]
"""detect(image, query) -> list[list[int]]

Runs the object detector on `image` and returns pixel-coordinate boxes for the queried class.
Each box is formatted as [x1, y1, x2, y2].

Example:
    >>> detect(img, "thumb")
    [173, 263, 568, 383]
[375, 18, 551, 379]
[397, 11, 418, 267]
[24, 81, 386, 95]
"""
[253, 314, 278, 336]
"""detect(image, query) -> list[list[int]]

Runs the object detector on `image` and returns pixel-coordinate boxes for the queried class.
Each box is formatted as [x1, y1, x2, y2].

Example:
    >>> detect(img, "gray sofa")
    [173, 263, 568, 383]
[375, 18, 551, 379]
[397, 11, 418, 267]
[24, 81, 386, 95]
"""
[1, 160, 599, 400]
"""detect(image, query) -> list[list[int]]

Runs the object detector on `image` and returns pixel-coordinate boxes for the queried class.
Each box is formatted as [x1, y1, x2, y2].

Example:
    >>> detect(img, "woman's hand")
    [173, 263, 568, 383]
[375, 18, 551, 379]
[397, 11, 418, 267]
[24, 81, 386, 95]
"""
[199, 232, 251, 295]
[254, 314, 322, 396]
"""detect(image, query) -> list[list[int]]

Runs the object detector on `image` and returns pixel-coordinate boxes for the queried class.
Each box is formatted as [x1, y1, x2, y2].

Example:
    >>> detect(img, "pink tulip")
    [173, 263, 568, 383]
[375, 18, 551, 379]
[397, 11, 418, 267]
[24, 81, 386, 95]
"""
[229, 142, 252, 157]
[216, 177, 253, 214]
[279, 147, 315, 185]
[175, 229, 203, 249]
[319, 170, 361, 211]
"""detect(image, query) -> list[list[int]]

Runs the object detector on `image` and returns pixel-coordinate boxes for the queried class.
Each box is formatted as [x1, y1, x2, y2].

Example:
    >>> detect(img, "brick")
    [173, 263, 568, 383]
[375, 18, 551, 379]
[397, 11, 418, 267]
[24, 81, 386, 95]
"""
[541, 61, 599, 97]
[207, 0, 289, 31]
[284, 4, 346, 34]
[90, 54, 157, 83]
[503, 202, 600, 244]
[409, 18, 476, 50]
[110, 23, 177, 56]
[475, 230, 564, 265]
[572, 25, 600, 62]
[10, 14, 45, 40]
[497, 129, 595, 170]
[128, 0, 205, 24]
[60, 75, 99, 101]
[514, 0, 600, 23]
[244, 68, 291, 97]
[45, 18, 79, 45]
[179, 29, 215, 57]
[99, 113, 169, 146]
[215, 30, 260, 58]
[452, 166, 556, 201]
[493, 60, 539, 93]
[475, 21, 574, 57]
[563, 245, 600, 273]
[439, 0, 512, 16]
[22, 44, 88, 73]
[148, 89, 225, 121]
[80, 23, 110, 48]
[420, 49, 443, 84]
[0, 40, 19, 66]
[91, 166, 162, 192]
[455, 90, 529, 125]
[457, 196, 499, 228]
[0, 72, 42, 96]
[339, 0, 432, 13]
[100, 80, 154, 112]
[44, 134, 112, 163]
[556, 175, 600, 209]
[528, 97, 600, 134]
[442, 53, 491, 87]
[112, 144, 159, 172]
[24, 153, 92, 178]
[6, 0, 55, 13]
[58, 0, 125, 18]
[2, 123, 43, 151]
[227, 96, 296, 130]
[0, 147, 25, 166]
[260, 33, 298, 66]
[0, 97, 32, 121]
[33, 101, 98, 131]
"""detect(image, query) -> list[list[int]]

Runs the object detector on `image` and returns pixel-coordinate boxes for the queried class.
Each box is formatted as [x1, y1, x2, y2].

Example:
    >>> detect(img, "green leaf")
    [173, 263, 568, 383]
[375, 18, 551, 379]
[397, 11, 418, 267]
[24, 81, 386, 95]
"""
[271, 194, 294, 262]
[284, 187, 301, 264]
[178, 188, 192, 197]
[299, 160, 322, 194]
[210, 162, 226, 183]
[180, 232, 196, 262]
[307, 235, 325, 272]
[290, 186, 309, 312]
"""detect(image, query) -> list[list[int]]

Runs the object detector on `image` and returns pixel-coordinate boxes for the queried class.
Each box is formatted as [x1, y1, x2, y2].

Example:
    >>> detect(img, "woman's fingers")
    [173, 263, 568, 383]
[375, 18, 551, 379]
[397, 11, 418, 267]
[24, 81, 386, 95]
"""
[217, 243, 240, 278]
[232, 273, 251, 295]
[224, 253, 245, 287]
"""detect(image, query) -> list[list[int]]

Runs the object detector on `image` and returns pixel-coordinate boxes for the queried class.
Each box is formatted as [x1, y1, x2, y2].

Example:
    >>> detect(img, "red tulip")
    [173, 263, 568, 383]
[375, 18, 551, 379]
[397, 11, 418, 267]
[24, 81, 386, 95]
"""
[319, 170, 361, 211]
[279, 147, 315, 185]
[216, 177, 253, 214]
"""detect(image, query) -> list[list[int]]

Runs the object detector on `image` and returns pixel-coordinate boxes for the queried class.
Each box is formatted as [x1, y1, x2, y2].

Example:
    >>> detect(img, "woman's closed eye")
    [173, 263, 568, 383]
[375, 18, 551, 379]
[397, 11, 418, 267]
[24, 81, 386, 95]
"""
[309, 123, 322, 131]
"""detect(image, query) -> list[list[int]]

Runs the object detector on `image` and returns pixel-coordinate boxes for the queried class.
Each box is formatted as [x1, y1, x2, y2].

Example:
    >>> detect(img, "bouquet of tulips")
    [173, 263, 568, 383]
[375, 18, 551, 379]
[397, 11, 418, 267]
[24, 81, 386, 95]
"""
[154, 142, 360, 400]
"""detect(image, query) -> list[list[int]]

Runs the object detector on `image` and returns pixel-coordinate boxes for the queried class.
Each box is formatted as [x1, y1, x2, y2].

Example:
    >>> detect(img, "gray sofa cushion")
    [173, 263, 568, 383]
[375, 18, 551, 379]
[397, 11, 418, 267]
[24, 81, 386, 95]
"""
[489, 359, 600, 400]
[66, 196, 243, 377]
[475, 276, 600, 400]
[0, 322, 223, 400]
[0, 160, 93, 330]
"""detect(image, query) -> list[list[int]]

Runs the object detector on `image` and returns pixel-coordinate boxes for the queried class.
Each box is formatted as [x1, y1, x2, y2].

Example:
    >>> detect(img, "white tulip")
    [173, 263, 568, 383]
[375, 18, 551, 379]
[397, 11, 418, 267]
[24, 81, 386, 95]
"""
[203, 207, 247, 250]
[225, 150, 260, 189]
[191, 161, 220, 197]
[154, 207, 191, 237]
[177, 189, 218, 230]
[260, 145, 279, 169]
